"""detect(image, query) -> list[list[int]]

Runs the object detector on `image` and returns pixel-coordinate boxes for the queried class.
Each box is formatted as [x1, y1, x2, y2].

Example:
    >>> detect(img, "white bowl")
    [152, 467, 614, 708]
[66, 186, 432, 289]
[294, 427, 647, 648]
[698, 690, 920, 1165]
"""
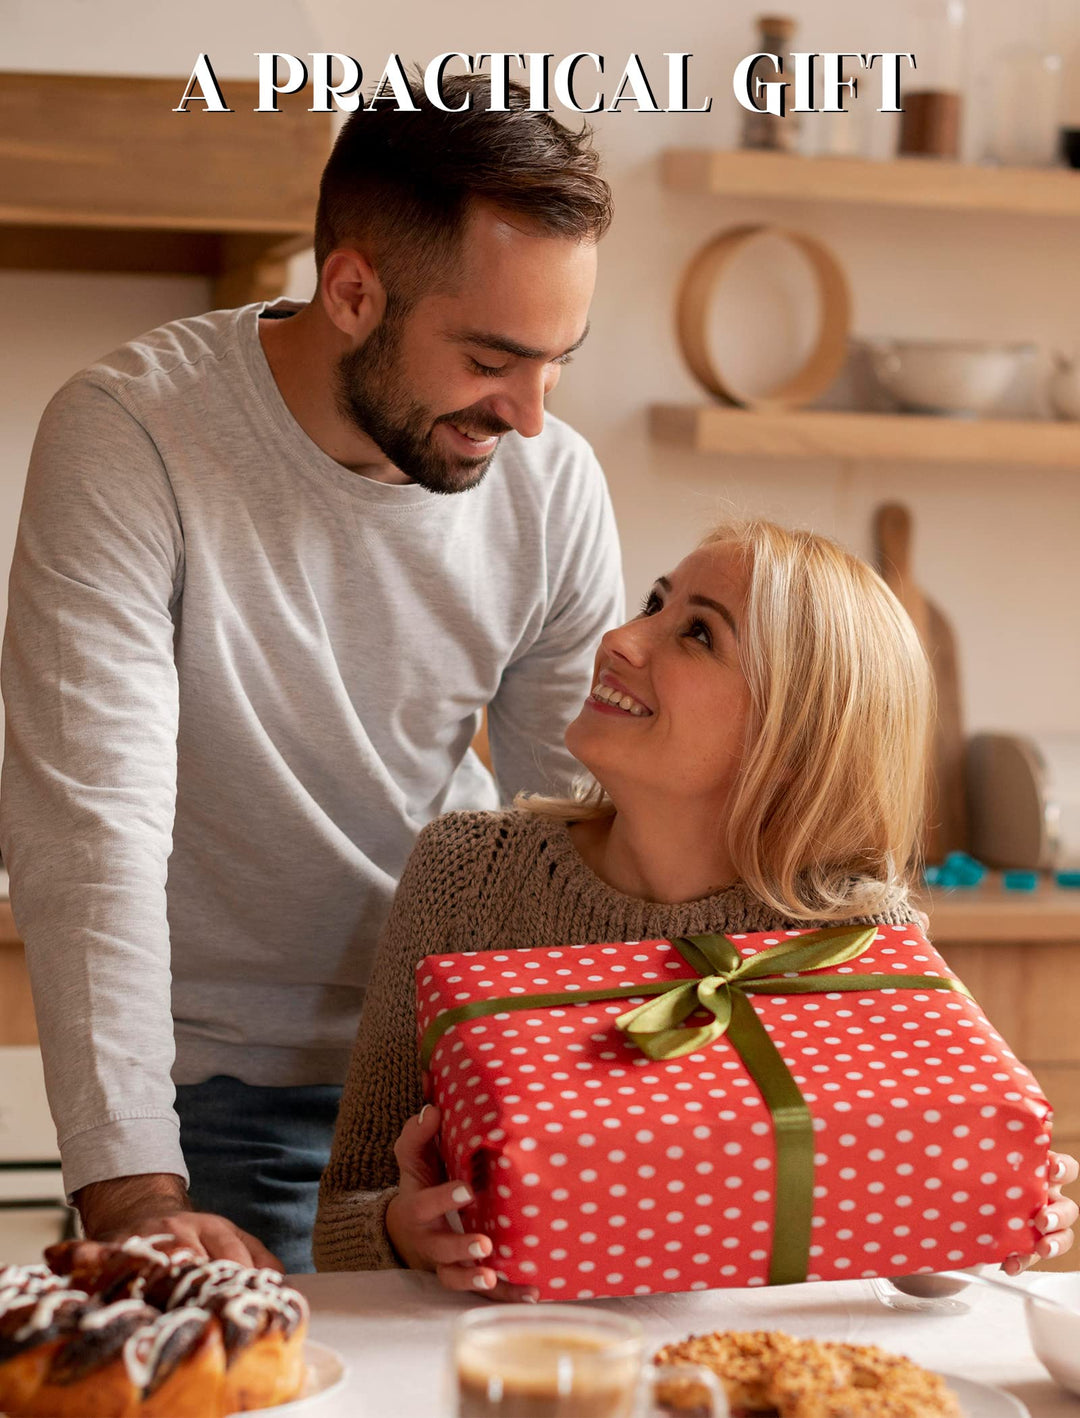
[865, 339, 1035, 416]
[1024, 1273, 1080, 1395]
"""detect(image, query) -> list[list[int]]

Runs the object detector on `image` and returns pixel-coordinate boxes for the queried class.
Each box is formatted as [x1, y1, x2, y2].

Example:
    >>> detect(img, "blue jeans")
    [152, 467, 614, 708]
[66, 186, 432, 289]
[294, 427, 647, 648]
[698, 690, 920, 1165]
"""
[174, 1075, 342, 1274]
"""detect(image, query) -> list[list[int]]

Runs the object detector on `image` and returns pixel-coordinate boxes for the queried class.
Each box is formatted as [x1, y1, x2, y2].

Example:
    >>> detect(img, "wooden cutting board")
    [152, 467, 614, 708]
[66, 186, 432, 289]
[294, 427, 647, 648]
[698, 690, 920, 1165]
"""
[874, 503, 969, 864]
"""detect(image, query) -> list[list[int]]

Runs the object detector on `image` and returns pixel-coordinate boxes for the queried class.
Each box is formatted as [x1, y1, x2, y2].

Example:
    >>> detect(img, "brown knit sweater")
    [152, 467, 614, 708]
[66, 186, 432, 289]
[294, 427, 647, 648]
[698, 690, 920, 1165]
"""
[312, 808, 917, 1272]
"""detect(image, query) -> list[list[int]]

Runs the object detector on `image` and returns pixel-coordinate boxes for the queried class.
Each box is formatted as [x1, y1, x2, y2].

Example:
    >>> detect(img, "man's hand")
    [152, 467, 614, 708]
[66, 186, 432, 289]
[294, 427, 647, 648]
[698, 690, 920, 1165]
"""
[74, 1173, 282, 1271]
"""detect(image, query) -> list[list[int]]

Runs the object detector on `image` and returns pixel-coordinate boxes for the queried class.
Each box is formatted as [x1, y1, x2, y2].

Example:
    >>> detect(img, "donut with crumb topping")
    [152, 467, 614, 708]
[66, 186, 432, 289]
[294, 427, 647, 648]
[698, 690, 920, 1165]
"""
[653, 1330, 961, 1418]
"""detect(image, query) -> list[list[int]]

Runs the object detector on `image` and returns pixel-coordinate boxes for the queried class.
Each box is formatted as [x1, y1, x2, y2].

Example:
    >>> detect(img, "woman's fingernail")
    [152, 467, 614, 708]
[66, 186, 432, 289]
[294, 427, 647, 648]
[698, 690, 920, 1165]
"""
[1041, 1210, 1060, 1233]
[1045, 1237, 1060, 1259]
[473, 1273, 495, 1290]
[417, 1105, 431, 1127]
[1054, 1158, 1069, 1182]
[468, 1241, 488, 1260]
[523, 1291, 539, 1304]
[452, 1185, 472, 1206]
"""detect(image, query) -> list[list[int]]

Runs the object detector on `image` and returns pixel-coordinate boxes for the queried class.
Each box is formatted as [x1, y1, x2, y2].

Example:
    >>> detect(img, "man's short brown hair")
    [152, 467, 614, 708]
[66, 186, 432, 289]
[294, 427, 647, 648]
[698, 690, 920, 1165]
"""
[314, 70, 613, 305]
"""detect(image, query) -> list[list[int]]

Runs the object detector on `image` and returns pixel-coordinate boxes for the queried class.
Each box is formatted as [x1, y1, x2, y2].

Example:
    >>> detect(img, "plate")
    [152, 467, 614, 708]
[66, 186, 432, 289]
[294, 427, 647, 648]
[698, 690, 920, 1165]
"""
[941, 1373, 1030, 1418]
[227, 1340, 349, 1416]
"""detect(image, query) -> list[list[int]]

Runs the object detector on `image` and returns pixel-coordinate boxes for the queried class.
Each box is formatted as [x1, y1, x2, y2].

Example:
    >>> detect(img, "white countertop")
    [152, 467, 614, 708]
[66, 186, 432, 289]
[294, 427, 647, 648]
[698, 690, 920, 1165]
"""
[290, 1270, 1074, 1418]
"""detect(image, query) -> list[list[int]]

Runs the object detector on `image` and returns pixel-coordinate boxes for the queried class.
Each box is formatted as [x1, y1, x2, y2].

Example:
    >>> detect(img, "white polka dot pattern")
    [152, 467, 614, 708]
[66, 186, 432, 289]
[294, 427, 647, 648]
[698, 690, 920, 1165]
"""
[416, 926, 1051, 1301]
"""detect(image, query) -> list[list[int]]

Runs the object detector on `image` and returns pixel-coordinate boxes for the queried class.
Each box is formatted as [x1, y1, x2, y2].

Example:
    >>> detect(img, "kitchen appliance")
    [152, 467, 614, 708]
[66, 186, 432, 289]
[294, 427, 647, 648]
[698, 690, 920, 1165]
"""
[0, 1045, 73, 1263]
[967, 733, 1080, 871]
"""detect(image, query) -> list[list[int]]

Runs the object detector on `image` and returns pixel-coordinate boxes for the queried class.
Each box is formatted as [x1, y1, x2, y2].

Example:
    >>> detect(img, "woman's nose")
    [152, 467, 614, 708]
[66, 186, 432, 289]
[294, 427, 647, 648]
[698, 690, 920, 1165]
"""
[601, 618, 649, 666]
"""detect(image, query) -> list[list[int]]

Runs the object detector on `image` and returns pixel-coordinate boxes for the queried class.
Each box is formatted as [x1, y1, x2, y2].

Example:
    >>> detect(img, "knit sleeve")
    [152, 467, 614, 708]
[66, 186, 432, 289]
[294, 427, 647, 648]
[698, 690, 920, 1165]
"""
[313, 816, 472, 1272]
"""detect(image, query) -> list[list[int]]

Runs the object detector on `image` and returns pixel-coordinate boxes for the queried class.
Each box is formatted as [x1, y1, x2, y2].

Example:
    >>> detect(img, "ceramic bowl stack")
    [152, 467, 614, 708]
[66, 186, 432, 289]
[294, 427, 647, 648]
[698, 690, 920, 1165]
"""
[864, 339, 1035, 417]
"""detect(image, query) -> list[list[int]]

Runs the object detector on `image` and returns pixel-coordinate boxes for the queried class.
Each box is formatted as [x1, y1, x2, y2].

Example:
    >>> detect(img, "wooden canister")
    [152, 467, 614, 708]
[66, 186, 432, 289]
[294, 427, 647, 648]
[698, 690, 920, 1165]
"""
[898, 89, 962, 158]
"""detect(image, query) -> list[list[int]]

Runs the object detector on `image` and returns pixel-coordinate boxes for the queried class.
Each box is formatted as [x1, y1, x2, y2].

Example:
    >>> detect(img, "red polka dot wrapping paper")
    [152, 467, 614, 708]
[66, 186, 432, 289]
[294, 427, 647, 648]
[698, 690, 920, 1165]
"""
[416, 925, 1052, 1301]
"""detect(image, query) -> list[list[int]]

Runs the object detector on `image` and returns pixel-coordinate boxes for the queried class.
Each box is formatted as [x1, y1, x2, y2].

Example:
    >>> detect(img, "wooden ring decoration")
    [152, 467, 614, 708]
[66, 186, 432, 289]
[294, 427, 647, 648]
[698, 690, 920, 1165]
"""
[675, 224, 852, 410]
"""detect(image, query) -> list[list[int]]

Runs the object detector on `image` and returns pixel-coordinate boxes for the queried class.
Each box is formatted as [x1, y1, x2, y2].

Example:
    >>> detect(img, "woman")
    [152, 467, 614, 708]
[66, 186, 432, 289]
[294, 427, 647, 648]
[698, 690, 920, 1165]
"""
[313, 520, 1078, 1295]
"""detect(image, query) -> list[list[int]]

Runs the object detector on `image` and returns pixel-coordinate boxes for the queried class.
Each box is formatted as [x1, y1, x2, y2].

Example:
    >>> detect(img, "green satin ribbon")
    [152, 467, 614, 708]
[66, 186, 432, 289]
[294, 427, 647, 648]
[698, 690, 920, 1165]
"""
[419, 924, 970, 1285]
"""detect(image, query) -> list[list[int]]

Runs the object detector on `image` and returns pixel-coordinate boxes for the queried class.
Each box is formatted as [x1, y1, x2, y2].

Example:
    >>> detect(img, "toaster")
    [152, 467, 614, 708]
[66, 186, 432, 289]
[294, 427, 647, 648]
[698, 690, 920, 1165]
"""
[967, 732, 1080, 871]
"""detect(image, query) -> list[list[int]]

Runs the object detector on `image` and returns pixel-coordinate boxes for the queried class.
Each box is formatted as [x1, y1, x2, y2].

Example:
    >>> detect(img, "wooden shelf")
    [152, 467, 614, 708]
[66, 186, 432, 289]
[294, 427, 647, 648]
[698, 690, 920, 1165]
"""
[662, 148, 1080, 219]
[0, 73, 332, 303]
[650, 405, 1080, 468]
[922, 877, 1080, 945]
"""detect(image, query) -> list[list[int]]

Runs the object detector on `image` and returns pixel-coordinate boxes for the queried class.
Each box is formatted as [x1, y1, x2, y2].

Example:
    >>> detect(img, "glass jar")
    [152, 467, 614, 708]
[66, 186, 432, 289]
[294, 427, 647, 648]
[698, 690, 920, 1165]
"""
[740, 14, 801, 153]
[982, 45, 1063, 166]
[897, 0, 967, 159]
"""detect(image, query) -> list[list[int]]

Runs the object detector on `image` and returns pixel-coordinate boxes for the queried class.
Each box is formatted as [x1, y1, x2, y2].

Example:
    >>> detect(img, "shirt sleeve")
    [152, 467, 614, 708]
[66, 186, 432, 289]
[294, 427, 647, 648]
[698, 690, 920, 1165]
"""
[313, 819, 457, 1272]
[0, 376, 186, 1198]
[486, 443, 624, 802]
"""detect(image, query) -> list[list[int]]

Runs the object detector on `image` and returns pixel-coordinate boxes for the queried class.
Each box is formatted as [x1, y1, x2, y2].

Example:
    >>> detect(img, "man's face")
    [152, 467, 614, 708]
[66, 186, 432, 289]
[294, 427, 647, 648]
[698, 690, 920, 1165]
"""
[335, 203, 597, 493]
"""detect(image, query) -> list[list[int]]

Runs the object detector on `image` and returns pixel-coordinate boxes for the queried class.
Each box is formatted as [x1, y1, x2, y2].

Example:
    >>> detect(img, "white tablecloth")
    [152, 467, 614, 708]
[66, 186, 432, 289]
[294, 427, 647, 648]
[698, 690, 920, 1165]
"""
[290, 1270, 1076, 1418]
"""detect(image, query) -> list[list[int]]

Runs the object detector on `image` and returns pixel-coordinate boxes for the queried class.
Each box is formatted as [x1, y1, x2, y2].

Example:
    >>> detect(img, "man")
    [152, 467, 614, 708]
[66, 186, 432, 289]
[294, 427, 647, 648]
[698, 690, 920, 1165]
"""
[0, 71, 623, 1273]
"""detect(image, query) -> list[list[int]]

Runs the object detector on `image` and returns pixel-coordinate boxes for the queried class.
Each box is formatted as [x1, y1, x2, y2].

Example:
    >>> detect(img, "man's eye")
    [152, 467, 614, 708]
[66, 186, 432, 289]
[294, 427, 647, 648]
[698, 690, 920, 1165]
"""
[470, 359, 508, 377]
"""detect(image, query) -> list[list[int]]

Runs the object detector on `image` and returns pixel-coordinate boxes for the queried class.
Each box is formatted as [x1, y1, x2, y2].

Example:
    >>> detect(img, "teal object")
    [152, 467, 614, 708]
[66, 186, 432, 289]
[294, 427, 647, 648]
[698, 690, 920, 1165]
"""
[1056, 871, 1080, 889]
[1003, 870, 1039, 892]
[926, 851, 989, 890]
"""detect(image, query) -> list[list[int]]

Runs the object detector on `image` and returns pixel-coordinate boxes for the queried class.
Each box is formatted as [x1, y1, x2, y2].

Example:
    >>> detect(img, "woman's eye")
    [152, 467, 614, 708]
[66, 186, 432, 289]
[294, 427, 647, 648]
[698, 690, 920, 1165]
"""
[685, 618, 712, 649]
[638, 590, 662, 617]
[470, 359, 508, 377]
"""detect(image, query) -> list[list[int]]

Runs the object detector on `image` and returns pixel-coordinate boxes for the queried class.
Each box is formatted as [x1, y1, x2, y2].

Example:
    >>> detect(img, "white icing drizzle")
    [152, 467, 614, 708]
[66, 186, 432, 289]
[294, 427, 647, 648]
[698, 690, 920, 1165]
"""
[10, 1289, 88, 1344]
[122, 1307, 211, 1393]
[0, 1264, 51, 1288]
[166, 1259, 247, 1309]
[0, 1265, 65, 1310]
[118, 1235, 186, 1267]
[221, 1287, 273, 1332]
[80, 1298, 152, 1330]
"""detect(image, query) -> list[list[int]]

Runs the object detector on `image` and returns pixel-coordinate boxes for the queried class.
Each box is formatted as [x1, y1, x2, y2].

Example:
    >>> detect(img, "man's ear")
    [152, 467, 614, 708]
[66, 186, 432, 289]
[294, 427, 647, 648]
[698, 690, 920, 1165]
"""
[319, 246, 387, 343]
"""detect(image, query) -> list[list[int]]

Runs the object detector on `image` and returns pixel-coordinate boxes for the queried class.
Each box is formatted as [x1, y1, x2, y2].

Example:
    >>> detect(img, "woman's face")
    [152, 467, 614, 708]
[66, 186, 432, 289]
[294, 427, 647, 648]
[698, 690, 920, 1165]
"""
[565, 542, 754, 810]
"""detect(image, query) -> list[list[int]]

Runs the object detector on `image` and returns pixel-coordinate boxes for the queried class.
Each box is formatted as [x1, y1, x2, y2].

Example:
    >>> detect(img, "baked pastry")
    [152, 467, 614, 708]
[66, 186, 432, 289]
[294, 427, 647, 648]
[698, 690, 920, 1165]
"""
[654, 1331, 813, 1411]
[777, 1342, 961, 1418]
[0, 1236, 308, 1417]
[653, 1330, 961, 1418]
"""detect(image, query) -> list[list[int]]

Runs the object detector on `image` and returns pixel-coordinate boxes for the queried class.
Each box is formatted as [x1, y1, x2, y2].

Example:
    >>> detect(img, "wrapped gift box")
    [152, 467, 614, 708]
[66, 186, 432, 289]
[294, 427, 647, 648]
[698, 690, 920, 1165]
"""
[417, 924, 1052, 1301]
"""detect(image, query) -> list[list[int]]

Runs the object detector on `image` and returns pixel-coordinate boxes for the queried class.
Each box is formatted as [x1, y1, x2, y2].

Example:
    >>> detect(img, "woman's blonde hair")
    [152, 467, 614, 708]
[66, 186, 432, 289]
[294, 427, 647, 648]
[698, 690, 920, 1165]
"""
[519, 519, 934, 921]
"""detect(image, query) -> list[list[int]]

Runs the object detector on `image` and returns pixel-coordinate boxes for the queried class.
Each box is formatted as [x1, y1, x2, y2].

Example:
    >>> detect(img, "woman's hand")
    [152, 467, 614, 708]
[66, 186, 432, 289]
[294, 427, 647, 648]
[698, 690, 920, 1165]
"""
[1003, 1150, 1080, 1275]
[385, 1105, 538, 1303]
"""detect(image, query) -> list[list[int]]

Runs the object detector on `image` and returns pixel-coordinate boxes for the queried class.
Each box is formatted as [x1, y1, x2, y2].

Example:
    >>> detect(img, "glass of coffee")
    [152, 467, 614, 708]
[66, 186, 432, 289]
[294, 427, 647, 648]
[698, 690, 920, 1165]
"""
[451, 1305, 726, 1418]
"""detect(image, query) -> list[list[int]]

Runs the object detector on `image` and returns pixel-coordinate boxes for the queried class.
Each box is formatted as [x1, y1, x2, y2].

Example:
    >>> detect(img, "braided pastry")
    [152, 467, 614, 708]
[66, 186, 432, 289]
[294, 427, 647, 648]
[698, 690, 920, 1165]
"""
[0, 1237, 308, 1416]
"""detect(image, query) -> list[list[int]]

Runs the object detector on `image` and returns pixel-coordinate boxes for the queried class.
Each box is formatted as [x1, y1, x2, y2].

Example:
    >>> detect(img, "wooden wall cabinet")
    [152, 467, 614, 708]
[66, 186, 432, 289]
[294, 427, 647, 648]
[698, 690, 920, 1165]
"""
[0, 72, 332, 303]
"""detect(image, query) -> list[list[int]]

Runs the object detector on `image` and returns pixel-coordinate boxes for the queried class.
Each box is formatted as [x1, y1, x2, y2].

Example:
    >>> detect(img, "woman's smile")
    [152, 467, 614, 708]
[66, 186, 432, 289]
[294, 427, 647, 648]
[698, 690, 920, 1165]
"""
[588, 673, 653, 717]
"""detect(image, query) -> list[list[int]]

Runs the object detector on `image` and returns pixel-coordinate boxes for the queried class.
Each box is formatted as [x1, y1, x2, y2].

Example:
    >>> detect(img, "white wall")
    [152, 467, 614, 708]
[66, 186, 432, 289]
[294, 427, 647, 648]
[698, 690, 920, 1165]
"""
[3, 0, 1079, 750]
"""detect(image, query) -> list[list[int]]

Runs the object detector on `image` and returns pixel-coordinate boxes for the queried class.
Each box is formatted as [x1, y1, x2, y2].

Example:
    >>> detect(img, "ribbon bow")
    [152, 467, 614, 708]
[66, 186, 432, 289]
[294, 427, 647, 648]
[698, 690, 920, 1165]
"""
[615, 923, 884, 1059]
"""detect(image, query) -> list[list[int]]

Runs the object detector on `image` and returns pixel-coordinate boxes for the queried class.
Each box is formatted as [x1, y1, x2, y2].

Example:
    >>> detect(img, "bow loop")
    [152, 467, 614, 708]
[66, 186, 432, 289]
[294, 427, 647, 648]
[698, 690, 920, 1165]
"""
[616, 924, 879, 1058]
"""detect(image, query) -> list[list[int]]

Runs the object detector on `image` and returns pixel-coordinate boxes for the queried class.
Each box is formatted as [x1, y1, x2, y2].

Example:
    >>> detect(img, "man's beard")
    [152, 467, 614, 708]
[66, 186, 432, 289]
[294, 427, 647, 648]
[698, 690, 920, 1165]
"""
[334, 311, 510, 495]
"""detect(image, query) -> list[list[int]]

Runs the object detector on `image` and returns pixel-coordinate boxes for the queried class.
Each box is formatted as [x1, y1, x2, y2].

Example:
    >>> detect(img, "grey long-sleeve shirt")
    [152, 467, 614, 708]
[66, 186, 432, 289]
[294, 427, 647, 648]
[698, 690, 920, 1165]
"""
[0, 300, 624, 1198]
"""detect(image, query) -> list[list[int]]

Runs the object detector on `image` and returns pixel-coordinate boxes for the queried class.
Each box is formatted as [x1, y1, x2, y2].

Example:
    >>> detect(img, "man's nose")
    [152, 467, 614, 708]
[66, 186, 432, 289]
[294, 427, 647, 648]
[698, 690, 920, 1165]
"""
[493, 366, 552, 440]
